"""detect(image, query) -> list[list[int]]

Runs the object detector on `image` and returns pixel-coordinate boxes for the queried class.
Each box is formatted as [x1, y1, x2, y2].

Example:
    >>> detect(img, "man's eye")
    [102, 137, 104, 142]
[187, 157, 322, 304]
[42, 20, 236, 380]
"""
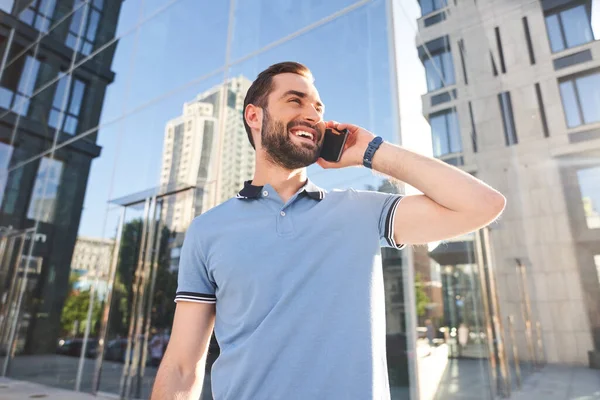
[290, 98, 301, 104]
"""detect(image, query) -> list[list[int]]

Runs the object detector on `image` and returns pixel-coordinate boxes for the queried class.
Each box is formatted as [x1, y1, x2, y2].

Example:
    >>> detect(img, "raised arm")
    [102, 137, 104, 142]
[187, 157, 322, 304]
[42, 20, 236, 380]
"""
[371, 142, 505, 245]
[150, 302, 215, 400]
[318, 122, 506, 245]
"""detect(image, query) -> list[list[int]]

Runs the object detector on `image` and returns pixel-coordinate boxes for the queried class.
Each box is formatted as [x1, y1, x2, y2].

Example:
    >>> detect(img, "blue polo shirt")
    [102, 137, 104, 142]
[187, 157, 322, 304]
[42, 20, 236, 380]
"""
[175, 180, 404, 400]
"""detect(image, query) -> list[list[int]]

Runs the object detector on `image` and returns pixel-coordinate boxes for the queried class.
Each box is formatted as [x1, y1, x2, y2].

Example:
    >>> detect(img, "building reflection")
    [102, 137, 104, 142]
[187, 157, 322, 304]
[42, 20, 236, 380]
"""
[0, 0, 122, 359]
[0, 0, 598, 399]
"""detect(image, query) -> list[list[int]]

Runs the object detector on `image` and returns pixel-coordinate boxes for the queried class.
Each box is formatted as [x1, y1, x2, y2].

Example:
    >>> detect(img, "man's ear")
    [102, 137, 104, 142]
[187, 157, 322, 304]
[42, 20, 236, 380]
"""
[245, 104, 263, 132]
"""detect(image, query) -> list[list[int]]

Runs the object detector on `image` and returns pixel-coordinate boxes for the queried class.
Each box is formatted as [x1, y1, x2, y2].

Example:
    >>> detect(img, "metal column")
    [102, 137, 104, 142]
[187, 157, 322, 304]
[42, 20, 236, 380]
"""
[92, 207, 127, 394]
[129, 196, 159, 399]
[401, 245, 419, 400]
[119, 198, 152, 398]
[515, 258, 536, 371]
[2, 229, 36, 377]
[137, 199, 165, 397]
[482, 227, 511, 397]
[474, 229, 498, 400]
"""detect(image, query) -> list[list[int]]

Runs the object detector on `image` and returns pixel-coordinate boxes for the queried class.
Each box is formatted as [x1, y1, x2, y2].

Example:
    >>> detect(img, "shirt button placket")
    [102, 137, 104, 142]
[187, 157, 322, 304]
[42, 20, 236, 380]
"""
[277, 207, 293, 235]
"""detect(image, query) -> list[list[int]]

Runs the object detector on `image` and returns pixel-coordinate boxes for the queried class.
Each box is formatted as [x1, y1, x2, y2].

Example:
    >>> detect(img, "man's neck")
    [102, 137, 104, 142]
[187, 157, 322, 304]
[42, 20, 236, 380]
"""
[252, 159, 308, 203]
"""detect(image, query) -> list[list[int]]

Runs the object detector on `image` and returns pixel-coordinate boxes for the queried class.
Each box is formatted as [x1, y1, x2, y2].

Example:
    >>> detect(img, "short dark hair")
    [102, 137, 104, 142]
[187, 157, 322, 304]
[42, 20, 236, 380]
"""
[243, 62, 313, 148]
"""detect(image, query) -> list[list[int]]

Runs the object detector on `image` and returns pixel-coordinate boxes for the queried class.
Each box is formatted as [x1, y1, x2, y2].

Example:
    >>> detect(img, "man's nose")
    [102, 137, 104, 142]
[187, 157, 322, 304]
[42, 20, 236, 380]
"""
[303, 106, 322, 124]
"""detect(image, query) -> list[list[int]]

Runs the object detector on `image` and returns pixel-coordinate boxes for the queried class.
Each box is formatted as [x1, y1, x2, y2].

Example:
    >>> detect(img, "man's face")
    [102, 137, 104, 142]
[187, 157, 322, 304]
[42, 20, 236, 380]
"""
[259, 73, 325, 170]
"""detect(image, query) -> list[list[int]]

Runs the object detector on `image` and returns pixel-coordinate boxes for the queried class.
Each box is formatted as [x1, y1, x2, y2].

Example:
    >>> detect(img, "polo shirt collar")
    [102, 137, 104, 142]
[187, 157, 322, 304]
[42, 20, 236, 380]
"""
[236, 179, 325, 201]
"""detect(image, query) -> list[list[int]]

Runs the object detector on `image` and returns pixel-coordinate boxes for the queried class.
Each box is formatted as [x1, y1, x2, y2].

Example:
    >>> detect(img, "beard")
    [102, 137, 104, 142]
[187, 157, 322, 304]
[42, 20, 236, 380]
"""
[260, 109, 322, 170]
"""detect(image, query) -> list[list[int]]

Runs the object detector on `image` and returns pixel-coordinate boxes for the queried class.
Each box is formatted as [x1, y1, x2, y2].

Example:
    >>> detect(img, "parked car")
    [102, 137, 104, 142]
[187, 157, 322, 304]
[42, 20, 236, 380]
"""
[56, 338, 98, 358]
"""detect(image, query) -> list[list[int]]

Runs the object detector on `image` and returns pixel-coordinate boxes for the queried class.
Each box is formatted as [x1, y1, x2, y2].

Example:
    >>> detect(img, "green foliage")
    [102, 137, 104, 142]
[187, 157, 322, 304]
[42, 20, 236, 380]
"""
[60, 289, 102, 336]
[415, 273, 430, 318]
[108, 219, 178, 336]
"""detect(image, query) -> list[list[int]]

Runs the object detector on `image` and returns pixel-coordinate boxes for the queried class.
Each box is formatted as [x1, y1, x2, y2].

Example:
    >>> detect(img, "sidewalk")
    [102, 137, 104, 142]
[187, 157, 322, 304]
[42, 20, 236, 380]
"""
[0, 377, 113, 400]
[1, 364, 599, 399]
[508, 364, 600, 400]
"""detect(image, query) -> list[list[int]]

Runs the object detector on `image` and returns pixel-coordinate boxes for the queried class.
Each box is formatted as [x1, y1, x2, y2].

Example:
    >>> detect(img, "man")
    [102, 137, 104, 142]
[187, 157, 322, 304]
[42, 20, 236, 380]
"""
[151, 62, 505, 399]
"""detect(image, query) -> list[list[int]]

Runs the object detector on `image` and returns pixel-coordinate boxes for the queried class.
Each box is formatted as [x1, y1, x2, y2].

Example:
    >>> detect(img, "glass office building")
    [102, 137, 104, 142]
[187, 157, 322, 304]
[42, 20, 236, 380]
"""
[0, 0, 599, 399]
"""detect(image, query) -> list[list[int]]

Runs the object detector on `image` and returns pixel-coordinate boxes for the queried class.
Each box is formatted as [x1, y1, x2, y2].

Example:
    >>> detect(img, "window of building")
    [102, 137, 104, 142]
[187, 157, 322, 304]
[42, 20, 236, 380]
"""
[48, 75, 86, 135]
[523, 16, 536, 65]
[468, 102, 477, 153]
[227, 90, 237, 109]
[545, 3, 594, 53]
[535, 83, 550, 137]
[18, 0, 56, 32]
[429, 109, 462, 157]
[420, 0, 447, 16]
[0, 142, 13, 207]
[65, 0, 104, 56]
[495, 27, 507, 74]
[27, 157, 63, 223]
[0, 56, 41, 116]
[577, 166, 600, 229]
[498, 92, 518, 146]
[424, 48, 455, 92]
[457, 39, 468, 85]
[559, 71, 600, 128]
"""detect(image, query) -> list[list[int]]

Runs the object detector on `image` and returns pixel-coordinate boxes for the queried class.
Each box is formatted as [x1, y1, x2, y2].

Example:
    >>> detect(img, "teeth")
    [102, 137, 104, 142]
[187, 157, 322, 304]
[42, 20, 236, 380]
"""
[294, 130, 314, 140]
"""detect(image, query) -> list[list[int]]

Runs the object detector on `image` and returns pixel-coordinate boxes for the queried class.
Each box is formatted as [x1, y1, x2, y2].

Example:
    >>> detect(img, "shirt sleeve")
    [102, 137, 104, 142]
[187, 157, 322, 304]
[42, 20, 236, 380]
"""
[355, 190, 405, 249]
[174, 218, 217, 304]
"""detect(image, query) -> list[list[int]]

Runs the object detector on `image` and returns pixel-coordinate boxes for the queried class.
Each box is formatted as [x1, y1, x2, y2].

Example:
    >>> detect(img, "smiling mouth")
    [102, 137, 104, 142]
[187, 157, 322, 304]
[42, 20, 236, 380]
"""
[289, 127, 318, 145]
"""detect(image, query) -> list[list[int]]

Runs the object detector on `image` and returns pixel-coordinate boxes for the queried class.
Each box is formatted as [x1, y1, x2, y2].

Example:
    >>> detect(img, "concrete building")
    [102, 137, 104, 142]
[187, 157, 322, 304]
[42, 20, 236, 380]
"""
[70, 236, 114, 299]
[159, 76, 254, 232]
[416, 0, 600, 367]
[70, 236, 114, 277]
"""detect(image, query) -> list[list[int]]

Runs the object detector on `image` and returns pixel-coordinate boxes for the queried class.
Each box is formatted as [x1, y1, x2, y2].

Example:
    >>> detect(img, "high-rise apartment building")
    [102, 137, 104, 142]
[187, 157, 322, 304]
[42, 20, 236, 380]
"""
[417, 0, 599, 367]
[160, 76, 253, 232]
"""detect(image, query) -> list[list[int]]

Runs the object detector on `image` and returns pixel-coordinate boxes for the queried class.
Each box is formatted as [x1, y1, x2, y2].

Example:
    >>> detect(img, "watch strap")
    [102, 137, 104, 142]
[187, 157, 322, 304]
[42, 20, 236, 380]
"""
[363, 136, 384, 169]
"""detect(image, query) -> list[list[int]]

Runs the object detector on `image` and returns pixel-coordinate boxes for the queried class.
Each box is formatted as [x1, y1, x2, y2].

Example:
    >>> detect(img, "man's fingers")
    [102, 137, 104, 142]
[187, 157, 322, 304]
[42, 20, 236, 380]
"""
[316, 158, 331, 169]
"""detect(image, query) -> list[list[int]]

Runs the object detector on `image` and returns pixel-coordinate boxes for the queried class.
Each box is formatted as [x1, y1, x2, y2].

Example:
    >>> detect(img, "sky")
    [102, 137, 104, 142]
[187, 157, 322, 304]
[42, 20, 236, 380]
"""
[73, 0, 431, 239]
[7, 0, 599, 239]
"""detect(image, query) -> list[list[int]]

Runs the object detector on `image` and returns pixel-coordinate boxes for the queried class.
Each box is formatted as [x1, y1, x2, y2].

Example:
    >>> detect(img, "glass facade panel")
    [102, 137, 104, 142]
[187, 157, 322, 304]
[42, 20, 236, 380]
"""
[230, 0, 361, 61]
[560, 71, 600, 128]
[575, 72, 600, 125]
[559, 80, 583, 128]
[577, 166, 600, 229]
[420, 0, 447, 16]
[423, 50, 455, 92]
[429, 109, 461, 157]
[26, 157, 63, 223]
[562, 5, 594, 49]
[0, 0, 598, 399]
[545, 4, 594, 53]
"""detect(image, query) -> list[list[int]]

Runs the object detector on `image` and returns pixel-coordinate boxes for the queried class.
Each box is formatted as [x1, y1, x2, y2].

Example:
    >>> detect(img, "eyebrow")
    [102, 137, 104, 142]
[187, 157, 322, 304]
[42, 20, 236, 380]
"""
[281, 90, 324, 110]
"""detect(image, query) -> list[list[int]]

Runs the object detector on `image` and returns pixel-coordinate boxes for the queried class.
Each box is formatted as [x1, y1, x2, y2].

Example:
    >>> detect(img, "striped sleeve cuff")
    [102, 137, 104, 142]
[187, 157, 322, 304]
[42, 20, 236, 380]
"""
[174, 291, 216, 304]
[384, 196, 405, 249]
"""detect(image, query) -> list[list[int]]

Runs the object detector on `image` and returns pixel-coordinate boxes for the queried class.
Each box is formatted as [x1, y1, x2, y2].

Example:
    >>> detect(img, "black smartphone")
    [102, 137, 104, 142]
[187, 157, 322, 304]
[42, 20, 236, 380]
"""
[320, 128, 349, 162]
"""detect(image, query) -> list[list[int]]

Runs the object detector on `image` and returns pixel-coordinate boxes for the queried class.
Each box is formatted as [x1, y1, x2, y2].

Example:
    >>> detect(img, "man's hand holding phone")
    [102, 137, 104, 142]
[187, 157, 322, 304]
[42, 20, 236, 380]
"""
[317, 121, 376, 170]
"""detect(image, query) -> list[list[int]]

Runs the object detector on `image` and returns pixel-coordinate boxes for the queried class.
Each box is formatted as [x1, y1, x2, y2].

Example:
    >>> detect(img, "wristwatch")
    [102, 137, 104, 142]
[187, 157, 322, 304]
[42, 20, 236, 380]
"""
[363, 136, 384, 169]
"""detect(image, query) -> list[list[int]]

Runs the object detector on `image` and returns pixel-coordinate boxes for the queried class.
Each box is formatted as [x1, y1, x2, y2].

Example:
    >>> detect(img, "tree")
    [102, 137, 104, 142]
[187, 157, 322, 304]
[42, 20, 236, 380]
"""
[150, 226, 178, 330]
[61, 289, 102, 336]
[415, 273, 430, 318]
[106, 220, 178, 336]
[108, 218, 143, 337]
